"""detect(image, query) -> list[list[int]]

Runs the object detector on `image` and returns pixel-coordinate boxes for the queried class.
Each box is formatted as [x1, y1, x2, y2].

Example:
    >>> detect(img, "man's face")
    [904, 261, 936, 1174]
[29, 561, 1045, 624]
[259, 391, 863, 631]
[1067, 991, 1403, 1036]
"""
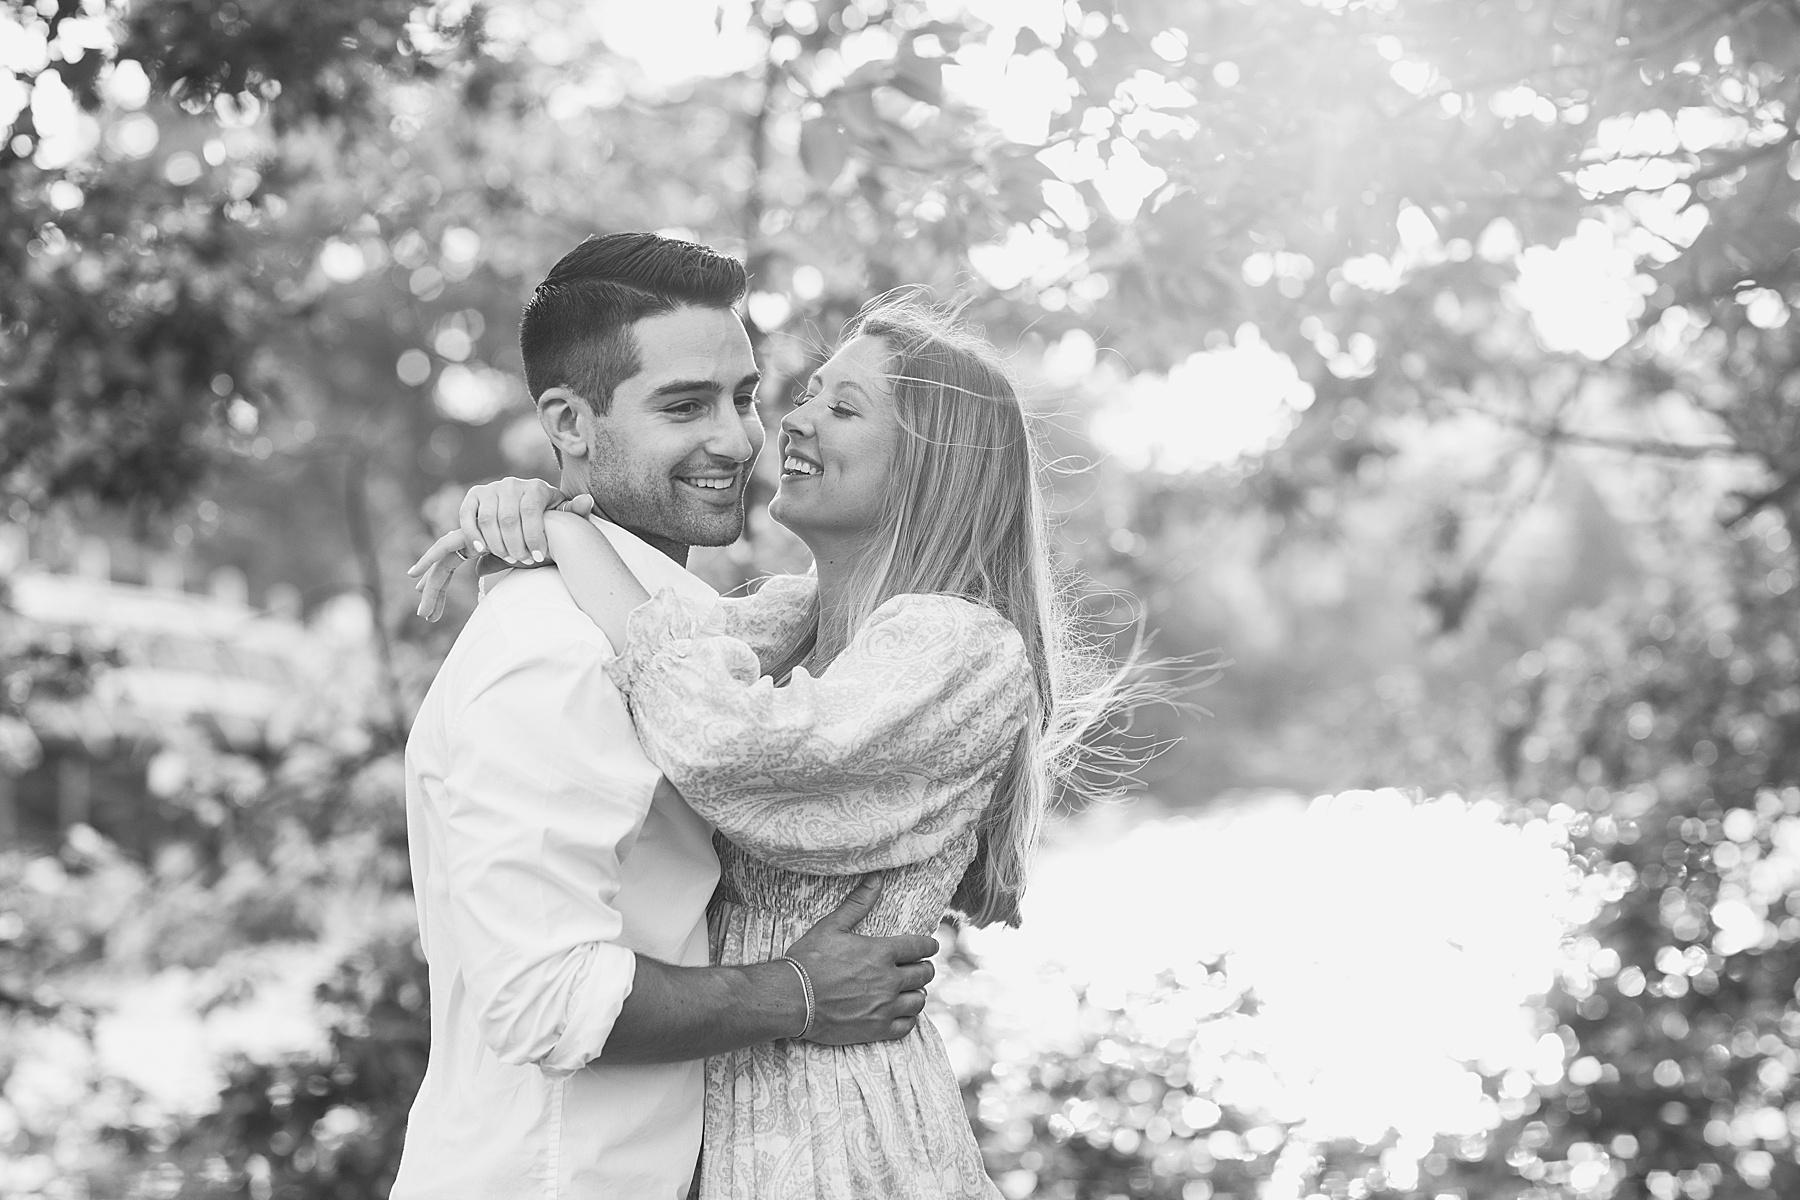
[581, 306, 764, 550]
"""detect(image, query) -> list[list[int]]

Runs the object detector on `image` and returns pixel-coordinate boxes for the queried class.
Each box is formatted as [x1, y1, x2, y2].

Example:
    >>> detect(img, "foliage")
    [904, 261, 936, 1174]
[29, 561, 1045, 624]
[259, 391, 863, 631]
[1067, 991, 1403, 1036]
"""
[9, 0, 1800, 1197]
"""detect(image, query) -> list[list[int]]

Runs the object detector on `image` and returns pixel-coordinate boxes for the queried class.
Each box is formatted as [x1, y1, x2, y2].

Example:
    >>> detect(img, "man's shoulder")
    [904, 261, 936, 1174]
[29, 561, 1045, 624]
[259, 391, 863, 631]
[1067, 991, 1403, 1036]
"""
[457, 568, 609, 658]
[591, 520, 718, 603]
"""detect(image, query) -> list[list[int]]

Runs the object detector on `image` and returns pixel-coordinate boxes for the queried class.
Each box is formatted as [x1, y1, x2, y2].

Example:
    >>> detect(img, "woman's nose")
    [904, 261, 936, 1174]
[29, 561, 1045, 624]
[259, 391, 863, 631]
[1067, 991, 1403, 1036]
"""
[779, 402, 813, 439]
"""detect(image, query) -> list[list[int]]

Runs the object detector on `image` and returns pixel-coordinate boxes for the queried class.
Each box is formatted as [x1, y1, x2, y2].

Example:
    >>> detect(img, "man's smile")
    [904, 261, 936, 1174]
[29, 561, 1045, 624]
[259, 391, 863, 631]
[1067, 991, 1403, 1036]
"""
[676, 471, 743, 497]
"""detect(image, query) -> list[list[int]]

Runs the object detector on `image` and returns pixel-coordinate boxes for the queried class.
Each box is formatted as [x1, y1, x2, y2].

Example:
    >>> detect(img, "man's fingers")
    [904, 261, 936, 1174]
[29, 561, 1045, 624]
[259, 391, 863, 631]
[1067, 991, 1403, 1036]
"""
[891, 989, 927, 1019]
[886, 1017, 918, 1040]
[562, 493, 595, 516]
[896, 960, 935, 992]
[817, 874, 884, 933]
[887, 934, 941, 965]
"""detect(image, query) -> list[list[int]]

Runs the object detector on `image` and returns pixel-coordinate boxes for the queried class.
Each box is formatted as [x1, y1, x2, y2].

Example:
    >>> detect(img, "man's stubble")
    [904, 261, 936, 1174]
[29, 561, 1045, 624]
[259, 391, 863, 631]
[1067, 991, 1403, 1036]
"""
[579, 425, 748, 552]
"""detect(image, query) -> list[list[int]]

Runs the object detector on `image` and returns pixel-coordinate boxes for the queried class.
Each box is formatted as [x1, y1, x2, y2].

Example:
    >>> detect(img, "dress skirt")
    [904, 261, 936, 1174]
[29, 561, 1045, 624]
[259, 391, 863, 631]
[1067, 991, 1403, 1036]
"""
[699, 894, 1001, 1200]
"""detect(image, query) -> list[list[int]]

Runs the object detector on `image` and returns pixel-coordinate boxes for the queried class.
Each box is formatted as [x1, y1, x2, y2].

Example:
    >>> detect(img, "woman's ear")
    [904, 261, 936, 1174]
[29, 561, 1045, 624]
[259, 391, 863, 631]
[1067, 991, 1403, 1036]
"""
[537, 387, 589, 462]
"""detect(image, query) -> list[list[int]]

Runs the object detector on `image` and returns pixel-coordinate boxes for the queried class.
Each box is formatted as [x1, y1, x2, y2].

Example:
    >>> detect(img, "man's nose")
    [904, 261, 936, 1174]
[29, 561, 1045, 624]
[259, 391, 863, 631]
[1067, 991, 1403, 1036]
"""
[708, 404, 758, 463]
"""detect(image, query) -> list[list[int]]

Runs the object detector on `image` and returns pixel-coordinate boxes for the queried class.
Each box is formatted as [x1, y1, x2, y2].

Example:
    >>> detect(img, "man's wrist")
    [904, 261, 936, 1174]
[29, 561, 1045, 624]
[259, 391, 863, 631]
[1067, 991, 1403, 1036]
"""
[738, 959, 808, 1043]
[776, 956, 815, 1039]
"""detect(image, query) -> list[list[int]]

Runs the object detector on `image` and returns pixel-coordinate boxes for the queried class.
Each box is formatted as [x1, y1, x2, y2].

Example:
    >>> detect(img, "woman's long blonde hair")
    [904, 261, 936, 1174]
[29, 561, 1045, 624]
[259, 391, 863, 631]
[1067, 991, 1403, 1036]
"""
[768, 296, 1132, 927]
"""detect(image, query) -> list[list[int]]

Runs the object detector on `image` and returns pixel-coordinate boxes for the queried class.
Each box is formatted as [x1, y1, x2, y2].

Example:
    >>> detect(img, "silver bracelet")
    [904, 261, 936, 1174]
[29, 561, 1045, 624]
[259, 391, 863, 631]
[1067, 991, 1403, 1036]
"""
[776, 955, 815, 1040]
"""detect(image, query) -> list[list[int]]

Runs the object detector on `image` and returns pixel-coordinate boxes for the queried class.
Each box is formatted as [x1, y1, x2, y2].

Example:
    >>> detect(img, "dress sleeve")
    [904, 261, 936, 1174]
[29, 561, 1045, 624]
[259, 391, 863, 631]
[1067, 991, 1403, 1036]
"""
[705, 574, 817, 671]
[607, 591, 1034, 874]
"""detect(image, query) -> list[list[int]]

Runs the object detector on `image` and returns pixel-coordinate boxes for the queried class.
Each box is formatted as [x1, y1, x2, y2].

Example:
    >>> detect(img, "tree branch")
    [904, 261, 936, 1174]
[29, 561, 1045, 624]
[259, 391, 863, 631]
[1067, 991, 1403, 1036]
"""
[1503, 422, 1751, 460]
[344, 451, 405, 732]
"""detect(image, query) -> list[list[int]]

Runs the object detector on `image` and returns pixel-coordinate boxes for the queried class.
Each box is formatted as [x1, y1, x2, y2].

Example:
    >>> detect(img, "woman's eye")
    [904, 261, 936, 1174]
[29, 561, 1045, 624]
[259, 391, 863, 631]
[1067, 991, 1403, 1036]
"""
[828, 403, 855, 417]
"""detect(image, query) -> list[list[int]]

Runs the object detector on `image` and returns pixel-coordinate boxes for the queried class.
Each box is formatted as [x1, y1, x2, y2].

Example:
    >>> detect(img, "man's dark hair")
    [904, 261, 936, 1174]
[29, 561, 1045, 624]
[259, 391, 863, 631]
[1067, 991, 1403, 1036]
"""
[519, 232, 749, 414]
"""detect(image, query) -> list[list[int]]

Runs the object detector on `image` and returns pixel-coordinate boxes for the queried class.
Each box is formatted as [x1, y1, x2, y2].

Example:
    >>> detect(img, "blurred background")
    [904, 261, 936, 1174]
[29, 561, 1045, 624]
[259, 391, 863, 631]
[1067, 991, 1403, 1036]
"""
[3, 0, 1799, 1196]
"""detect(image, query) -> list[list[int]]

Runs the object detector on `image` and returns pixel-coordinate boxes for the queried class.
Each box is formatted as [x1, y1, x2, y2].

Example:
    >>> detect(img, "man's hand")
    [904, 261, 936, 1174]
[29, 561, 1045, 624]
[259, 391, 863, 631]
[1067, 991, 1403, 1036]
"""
[459, 477, 592, 565]
[783, 875, 939, 1045]
[597, 874, 938, 1064]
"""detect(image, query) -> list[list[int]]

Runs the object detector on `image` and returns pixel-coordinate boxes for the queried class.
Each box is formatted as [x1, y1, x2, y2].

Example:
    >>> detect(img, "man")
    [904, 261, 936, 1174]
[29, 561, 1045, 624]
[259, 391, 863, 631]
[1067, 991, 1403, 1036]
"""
[394, 233, 938, 1199]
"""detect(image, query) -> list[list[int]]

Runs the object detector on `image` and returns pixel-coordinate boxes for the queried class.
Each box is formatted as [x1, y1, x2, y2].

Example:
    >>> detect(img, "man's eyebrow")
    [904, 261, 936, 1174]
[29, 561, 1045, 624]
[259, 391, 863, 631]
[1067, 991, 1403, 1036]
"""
[646, 375, 759, 399]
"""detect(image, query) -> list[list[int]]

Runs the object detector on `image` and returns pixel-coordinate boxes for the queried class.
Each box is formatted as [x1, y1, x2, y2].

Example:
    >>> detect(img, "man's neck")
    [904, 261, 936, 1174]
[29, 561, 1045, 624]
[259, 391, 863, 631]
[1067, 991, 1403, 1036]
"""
[562, 472, 692, 566]
[628, 525, 690, 566]
[593, 505, 690, 566]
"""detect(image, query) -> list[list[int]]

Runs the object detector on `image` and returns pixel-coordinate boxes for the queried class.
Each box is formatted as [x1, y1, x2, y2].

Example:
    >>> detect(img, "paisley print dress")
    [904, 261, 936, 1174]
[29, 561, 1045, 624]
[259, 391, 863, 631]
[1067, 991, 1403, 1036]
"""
[607, 574, 1029, 1200]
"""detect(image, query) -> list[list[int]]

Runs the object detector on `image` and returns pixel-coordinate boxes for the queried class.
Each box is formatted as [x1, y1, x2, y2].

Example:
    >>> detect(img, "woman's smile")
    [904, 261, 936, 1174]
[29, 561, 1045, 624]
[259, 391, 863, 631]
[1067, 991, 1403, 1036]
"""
[780, 445, 823, 478]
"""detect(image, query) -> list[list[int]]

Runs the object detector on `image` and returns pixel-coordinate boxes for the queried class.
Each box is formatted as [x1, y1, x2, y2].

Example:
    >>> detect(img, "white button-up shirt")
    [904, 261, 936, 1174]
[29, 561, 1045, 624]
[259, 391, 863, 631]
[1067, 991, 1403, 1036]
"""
[393, 520, 721, 1200]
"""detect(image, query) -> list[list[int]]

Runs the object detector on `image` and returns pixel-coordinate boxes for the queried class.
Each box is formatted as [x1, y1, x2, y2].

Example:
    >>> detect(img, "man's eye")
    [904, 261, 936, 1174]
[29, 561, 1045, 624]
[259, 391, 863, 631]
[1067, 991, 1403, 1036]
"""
[735, 393, 758, 408]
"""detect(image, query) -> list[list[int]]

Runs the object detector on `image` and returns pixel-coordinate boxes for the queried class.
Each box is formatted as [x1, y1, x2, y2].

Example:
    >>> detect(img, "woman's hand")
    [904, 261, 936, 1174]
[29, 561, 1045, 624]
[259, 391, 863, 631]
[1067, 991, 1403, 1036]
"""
[407, 477, 596, 621]
[457, 476, 593, 565]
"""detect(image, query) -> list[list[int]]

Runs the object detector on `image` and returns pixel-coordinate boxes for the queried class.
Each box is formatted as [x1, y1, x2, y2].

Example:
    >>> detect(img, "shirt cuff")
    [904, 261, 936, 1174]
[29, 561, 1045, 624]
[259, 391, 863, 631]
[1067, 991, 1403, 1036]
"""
[540, 941, 638, 1075]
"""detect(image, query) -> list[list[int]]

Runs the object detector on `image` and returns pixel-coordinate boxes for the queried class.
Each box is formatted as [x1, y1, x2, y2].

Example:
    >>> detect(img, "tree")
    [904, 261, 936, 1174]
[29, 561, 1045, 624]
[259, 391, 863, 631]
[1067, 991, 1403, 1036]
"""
[13, 0, 1800, 1197]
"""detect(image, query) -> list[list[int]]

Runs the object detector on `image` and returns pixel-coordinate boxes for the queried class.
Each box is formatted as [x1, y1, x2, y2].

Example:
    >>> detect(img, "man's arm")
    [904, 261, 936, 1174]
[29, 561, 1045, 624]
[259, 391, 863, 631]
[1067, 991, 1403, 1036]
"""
[600, 875, 940, 1064]
[440, 615, 939, 1074]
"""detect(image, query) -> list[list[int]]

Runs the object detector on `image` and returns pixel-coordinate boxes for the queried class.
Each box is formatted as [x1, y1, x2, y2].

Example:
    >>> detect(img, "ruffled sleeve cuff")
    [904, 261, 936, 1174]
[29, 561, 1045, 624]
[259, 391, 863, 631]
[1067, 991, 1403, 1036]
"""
[604, 587, 720, 698]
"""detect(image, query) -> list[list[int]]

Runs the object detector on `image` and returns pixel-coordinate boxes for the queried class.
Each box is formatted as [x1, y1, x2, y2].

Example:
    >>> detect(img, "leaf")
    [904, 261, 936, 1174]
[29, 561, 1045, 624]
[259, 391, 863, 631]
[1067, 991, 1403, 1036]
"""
[832, 87, 883, 142]
[890, 55, 943, 106]
[799, 117, 851, 185]
[841, 61, 893, 92]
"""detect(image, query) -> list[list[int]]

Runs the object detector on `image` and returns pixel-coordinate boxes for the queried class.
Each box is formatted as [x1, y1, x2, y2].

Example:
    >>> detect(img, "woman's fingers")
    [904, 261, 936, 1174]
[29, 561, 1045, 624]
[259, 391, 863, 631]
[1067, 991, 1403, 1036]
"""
[519, 485, 559, 563]
[476, 489, 515, 563]
[415, 556, 457, 621]
[457, 489, 488, 558]
[496, 491, 531, 563]
[408, 530, 473, 620]
[409, 530, 471, 577]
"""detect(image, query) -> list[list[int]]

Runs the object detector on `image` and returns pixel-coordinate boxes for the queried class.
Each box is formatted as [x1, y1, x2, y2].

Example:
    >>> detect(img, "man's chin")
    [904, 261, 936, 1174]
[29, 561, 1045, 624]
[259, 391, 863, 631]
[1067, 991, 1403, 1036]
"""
[672, 505, 747, 548]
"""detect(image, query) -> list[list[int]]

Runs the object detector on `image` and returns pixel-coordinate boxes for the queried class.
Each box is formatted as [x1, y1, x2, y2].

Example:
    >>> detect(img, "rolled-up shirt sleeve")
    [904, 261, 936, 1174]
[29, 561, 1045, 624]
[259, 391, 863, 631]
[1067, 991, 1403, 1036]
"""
[438, 635, 660, 1074]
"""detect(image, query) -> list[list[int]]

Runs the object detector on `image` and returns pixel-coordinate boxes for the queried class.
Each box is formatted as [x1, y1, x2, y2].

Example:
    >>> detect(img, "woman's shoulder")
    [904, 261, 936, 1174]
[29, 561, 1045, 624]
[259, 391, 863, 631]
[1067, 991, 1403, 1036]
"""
[862, 592, 1028, 665]
[723, 572, 816, 623]
[749, 573, 818, 605]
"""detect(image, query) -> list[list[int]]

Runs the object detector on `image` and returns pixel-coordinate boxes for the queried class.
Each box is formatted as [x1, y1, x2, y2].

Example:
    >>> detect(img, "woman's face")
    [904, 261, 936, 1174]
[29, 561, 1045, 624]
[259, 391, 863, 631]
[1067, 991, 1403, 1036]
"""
[768, 334, 903, 551]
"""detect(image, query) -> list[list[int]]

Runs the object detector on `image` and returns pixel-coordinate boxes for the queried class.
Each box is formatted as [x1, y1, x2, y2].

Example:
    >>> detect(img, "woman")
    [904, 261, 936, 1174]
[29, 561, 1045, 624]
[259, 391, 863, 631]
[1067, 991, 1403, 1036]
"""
[413, 298, 1125, 1198]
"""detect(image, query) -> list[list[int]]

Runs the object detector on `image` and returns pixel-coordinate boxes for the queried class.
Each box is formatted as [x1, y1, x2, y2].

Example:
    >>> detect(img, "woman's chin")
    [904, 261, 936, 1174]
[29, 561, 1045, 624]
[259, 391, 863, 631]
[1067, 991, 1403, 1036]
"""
[767, 492, 802, 531]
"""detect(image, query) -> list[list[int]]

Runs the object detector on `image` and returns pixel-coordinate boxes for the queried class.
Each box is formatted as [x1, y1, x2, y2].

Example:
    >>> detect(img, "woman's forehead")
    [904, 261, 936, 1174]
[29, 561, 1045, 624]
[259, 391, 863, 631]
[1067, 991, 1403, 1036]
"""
[817, 334, 895, 393]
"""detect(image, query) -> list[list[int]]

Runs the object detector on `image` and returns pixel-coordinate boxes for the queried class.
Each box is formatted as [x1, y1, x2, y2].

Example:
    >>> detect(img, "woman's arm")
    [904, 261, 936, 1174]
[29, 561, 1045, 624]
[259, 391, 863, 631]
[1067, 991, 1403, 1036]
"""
[540, 510, 652, 652]
[611, 593, 1035, 874]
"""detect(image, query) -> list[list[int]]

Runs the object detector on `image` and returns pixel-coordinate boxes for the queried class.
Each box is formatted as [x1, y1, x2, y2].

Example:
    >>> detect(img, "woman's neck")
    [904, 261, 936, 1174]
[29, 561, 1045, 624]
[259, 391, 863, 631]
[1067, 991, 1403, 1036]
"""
[805, 537, 869, 669]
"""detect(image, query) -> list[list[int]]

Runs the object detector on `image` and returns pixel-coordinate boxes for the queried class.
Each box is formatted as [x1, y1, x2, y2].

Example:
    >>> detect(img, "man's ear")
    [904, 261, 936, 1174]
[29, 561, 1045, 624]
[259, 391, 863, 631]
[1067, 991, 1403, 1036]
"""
[537, 387, 592, 462]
